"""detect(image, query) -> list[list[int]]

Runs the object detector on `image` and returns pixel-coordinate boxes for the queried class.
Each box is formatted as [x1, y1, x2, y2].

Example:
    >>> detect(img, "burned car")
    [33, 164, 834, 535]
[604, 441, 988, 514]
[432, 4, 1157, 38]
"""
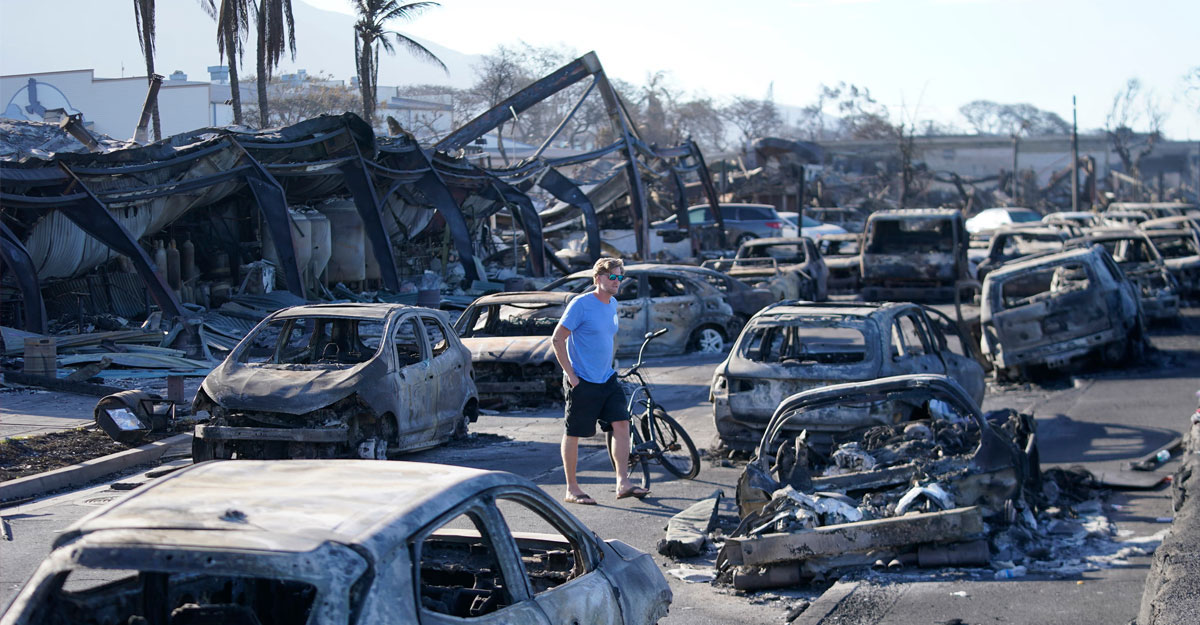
[1068, 229, 1180, 322]
[543, 264, 736, 354]
[454, 291, 574, 403]
[0, 460, 672, 625]
[192, 303, 478, 460]
[980, 245, 1145, 379]
[711, 301, 985, 450]
[1143, 227, 1200, 297]
[817, 232, 863, 294]
[860, 209, 970, 302]
[975, 226, 1068, 282]
[731, 236, 829, 301]
[668, 264, 775, 331]
[719, 375, 1039, 588]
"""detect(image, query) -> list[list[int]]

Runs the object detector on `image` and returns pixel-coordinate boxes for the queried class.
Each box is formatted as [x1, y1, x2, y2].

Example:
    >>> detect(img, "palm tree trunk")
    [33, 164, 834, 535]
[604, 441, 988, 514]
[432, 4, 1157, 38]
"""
[256, 1, 269, 128]
[358, 40, 374, 123]
[225, 19, 243, 126]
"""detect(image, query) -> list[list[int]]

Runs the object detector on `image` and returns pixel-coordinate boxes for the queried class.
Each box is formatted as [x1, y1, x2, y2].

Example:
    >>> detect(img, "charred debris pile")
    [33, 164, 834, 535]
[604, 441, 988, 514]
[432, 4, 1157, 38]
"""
[696, 376, 1161, 590]
[0, 52, 730, 374]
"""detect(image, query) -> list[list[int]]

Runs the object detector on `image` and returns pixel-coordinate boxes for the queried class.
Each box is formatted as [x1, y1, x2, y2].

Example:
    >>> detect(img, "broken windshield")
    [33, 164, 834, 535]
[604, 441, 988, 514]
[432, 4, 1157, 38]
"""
[997, 262, 1092, 309]
[238, 317, 386, 366]
[867, 219, 954, 254]
[464, 302, 563, 337]
[739, 320, 868, 365]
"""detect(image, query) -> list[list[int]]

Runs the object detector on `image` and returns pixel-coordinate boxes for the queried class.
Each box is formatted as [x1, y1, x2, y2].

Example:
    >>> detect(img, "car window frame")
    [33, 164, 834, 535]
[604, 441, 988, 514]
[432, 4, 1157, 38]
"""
[392, 314, 431, 370]
[410, 499, 535, 622]
[418, 314, 454, 358]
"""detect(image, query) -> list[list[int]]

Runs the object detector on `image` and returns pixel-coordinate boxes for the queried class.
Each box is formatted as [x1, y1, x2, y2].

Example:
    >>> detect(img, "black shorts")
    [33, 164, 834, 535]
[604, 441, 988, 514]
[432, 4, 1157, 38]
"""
[563, 373, 629, 438]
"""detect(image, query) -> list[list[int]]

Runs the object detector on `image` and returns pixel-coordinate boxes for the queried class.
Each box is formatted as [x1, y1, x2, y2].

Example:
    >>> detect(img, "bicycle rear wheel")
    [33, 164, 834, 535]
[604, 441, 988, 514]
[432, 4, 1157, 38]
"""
[605, 424, 651, 490]
[643, 408, 700, 479]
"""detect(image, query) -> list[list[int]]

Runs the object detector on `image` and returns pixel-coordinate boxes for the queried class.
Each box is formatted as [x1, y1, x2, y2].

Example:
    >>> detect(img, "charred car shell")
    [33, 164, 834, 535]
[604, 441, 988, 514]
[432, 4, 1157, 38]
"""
[193, 303, 478, 460]
[454, 291, 574, 403]
[711, 301, 985, 451]
[860, 209, 970, 302]
[1142, 227, 1200, 297]
[980, 245, 1145, 378]
[720, 375, 1038, 585]
[731, 236, 830, 301]
[0, 460, 672, 625]
[543, 264, 736, 355]
[1068, 229, 1180, 322]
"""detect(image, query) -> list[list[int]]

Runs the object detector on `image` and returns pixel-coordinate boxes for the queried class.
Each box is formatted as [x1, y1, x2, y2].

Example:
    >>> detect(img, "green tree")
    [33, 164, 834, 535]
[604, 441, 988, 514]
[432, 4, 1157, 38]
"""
[133, 0, 161, 141]
[352, 0, 447, 125]
[254, 0, 297, 128]
[200, 0, 253, 126]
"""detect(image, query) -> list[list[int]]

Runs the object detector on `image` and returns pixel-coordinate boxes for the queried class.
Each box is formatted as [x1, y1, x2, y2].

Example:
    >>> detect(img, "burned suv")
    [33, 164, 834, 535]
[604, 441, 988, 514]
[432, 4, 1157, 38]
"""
[860, 209, 970, 301]
[1068, 229, 1180, 322]
[980, 245, 1145, 379]
[711, 301, 985, 450]
[192, 303, 478, 460]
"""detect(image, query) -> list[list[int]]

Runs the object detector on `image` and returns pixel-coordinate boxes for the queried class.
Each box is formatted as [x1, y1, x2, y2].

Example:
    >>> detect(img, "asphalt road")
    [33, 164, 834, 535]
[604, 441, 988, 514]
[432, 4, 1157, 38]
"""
[2, 310, 1198, 623]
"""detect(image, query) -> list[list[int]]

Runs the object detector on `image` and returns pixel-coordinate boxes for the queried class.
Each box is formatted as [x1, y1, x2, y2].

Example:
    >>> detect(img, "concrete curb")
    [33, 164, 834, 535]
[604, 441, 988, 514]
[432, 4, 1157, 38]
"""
[1137, 415, 1200, 624]
[790, 580, 860, 625]
[0, 433, 192, 503]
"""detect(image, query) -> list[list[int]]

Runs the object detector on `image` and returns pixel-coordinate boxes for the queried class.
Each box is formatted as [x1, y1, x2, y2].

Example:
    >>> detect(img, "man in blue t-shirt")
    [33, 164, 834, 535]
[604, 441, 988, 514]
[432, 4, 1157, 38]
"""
[552, 257, 649, 505]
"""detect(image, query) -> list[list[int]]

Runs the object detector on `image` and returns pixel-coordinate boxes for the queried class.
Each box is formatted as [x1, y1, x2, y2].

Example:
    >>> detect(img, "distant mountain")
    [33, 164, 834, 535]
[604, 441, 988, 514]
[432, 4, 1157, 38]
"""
[0, 0, 479, 89]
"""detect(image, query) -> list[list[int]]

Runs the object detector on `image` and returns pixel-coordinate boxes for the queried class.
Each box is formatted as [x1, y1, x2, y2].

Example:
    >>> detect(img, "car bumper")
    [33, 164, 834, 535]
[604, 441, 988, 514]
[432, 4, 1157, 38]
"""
[992, 328, 1121, 369]
[195, 424, 349, 443]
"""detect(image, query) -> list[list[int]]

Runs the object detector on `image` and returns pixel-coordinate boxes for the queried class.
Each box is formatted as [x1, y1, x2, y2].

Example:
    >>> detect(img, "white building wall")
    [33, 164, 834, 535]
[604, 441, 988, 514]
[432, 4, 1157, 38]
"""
[2, 69, 215, 140]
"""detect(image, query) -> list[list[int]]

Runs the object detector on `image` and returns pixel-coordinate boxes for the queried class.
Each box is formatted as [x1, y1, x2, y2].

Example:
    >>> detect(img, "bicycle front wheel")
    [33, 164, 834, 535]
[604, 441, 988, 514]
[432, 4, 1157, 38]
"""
[643, 408, 700, 479]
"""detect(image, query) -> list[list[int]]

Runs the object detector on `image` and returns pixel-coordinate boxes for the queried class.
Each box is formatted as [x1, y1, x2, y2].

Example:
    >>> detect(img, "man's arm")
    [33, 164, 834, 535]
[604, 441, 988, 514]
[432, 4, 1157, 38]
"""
[552, 324, 579, 388]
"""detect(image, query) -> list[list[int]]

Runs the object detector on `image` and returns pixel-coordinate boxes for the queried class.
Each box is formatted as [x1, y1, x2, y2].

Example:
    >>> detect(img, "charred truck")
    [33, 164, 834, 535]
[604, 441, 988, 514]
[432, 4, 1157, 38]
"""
[860, 209, 970, 302]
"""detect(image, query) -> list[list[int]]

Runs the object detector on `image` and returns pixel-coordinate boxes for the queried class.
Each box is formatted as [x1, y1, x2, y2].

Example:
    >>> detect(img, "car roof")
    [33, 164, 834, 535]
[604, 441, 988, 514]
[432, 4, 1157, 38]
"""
[869, 208, 961, 219]
[61, 460, 526, 558]
[739, 236, 816, 247]
[468, 291, 576, 306]
[686, 202, 775, 209]
[987, 245, 1099, 278]
[753, 300, 908, 319]
[271, 303, 427, 320]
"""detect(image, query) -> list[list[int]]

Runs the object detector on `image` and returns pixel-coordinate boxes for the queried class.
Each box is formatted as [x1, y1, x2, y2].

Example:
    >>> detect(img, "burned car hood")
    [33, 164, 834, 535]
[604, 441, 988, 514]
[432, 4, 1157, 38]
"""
[461, 336, 556, 365]
[201, 359, 379, 415]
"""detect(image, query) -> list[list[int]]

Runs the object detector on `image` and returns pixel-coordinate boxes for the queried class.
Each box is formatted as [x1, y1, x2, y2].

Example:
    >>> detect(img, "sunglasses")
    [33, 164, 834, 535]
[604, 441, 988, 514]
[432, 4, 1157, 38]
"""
[605, 274, 627, 282]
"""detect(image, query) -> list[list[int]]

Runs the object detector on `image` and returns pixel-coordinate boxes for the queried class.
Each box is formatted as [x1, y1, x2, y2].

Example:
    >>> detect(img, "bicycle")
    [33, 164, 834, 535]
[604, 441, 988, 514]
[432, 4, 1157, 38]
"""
[605, 328, 701, 489]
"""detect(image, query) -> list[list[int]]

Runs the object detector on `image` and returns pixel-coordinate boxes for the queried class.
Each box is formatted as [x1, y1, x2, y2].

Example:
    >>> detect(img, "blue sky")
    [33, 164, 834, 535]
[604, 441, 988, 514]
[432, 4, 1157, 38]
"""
[308, 0, 1200, 138]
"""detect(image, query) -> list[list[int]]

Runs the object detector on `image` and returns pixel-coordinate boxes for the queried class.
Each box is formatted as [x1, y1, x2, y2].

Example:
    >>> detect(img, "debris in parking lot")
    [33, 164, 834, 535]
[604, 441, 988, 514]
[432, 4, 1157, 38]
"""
[658, 489, 723, 558]
[667, 566, 718, 583]
[1128, 437, 1183, 471]
[717, 375, 1041, 589]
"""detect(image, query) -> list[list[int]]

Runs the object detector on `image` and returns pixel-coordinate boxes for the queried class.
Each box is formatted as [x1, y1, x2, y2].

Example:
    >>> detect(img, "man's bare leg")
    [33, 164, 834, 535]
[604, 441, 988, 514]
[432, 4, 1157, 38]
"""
[561, 434, 586, 498]
[611, 420, 635, 493]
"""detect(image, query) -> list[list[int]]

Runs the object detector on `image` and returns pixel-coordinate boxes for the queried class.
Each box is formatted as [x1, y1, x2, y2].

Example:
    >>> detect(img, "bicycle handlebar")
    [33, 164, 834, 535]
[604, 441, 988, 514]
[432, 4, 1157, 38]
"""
[619, 327, 669, 378]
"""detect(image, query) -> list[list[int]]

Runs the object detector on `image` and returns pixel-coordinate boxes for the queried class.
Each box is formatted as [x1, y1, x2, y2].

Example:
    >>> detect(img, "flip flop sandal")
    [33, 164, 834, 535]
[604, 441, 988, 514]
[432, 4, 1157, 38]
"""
[564, 492, 597, 505]
[616, 486, 650, 500]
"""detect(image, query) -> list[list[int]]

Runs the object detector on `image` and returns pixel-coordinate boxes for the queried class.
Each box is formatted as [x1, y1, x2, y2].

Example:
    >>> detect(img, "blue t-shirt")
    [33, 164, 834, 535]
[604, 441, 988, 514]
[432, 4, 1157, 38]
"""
[559, 292, 619, 383]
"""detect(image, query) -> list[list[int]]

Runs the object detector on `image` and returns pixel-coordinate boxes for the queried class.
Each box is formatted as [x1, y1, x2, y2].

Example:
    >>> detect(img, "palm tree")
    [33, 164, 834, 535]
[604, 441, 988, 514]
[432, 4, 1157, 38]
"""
[200, 0, 252, 126]
[352, 1, 447, 125]
[254, 0, 297, 128]
[132, 0, 161, 141]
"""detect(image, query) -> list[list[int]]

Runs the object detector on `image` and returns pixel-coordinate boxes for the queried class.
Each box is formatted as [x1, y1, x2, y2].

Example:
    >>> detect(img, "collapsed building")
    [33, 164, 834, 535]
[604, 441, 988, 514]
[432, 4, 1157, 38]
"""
[0, 53, 727, 358]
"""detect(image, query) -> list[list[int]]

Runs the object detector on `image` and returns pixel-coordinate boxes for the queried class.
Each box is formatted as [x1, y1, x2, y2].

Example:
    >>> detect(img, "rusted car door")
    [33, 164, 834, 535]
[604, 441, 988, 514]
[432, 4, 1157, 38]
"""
[887, 311, 945, 376]
[392, 315, 435, 446]
[614, 275, 649, 354]
[491, 493, 622, 625]
[645, 273, 699, 354]
[920, 308, 986, 405]
[419, 314, 463, 438]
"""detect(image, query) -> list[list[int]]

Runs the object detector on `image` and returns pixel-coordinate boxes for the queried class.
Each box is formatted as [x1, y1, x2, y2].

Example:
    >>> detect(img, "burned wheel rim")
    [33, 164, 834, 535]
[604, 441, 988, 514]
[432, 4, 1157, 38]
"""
[693, 327, 724, 353]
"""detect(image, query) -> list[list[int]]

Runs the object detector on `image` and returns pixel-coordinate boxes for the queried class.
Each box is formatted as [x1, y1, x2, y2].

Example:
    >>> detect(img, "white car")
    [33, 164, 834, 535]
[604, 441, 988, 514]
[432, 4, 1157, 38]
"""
[964, 207, 1043, 234]
[778, 212, 848, 238]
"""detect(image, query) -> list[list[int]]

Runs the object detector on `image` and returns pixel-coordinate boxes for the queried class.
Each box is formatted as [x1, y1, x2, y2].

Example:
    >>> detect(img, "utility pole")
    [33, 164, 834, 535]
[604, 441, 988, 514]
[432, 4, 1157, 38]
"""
[1011, 134, 1019, 204]
[1071, 96, 1080, 212]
